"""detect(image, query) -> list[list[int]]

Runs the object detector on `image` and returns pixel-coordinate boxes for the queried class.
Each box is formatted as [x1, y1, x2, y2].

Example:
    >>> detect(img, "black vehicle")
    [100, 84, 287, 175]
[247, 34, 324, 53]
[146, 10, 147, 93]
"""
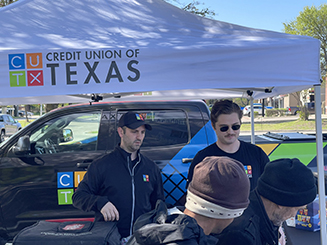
[1, 100, 325, 244]
[0, 100, 216, 242]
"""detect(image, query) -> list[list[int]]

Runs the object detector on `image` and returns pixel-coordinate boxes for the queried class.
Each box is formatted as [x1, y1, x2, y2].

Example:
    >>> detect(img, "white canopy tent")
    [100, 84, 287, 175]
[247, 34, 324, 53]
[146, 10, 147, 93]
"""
[0, 0, 320, 100]
[0, 0, 325, 243]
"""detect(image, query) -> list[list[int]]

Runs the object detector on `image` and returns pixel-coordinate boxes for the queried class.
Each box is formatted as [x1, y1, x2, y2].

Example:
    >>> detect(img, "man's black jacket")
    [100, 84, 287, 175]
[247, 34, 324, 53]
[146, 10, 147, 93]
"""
[127, 200, 219, 245]
[72, 145, 165, 238]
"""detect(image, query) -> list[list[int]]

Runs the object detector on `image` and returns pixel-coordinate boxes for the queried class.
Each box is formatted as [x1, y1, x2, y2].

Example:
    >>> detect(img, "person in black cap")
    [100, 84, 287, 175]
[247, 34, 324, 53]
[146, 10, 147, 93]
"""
[217, 158, 317, 245]
[126, 156, 250, 245]
[73, 111, 165, 240]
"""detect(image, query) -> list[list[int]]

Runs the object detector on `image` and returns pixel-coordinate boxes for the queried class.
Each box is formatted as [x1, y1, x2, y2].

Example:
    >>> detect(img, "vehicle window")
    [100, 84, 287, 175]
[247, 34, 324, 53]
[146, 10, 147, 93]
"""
[28, 111, 101, 155]
[116, 110, 189, 147]
[8, 116, 15, 123]
[3, 115, 9, 123]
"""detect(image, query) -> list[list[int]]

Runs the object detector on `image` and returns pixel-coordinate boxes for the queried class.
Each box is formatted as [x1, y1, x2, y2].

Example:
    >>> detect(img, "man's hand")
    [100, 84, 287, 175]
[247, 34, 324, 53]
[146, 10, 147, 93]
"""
[100, 202, 119, 221]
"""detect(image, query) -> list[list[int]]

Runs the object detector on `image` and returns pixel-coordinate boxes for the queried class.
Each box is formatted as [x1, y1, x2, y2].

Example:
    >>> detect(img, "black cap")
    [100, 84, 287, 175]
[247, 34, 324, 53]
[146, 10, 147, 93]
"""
[257, 158, 317, 207]
[118, 112, 152, 130]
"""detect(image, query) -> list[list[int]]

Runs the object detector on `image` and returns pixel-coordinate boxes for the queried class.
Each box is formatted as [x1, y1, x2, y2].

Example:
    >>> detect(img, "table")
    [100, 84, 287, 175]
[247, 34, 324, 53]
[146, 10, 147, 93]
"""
[283, 224, 321, 245]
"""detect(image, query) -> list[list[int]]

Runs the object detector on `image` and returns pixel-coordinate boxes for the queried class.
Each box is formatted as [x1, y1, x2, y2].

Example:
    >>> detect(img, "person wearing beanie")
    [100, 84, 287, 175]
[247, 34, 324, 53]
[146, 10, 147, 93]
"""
[73, 111, 164, 240]
[217, 158, 317, 245]
[187, 100, 269, 191]
[125, 156, 250, 245]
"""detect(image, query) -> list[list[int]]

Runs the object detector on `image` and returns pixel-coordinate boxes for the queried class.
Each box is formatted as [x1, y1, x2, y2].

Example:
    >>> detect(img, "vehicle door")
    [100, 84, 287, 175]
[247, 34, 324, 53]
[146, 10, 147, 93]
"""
[0, 110, 108, 236]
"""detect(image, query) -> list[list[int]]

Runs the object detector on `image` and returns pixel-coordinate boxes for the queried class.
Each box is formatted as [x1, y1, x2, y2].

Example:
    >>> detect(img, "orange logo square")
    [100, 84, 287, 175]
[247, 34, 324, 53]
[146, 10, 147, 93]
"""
[26, 53, 43, 69]
[74, 171, 86, 187]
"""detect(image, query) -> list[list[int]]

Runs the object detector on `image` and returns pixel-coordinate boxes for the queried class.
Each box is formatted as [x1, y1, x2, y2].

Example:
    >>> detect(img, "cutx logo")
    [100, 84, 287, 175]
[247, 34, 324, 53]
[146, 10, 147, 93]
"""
[57, 171, 86, 205]
[8, 53, 44, 87]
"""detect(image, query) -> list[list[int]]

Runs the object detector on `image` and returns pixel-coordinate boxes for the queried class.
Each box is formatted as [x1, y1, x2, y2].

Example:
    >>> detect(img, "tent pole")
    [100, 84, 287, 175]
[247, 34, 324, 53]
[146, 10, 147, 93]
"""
[250, 97, 255, 144]
[314, 84, 326, 245]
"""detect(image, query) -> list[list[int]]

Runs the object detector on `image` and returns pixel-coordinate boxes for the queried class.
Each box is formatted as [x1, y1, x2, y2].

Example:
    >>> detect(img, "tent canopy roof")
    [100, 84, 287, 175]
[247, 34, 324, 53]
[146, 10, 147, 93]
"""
[0, 0, 321, 104]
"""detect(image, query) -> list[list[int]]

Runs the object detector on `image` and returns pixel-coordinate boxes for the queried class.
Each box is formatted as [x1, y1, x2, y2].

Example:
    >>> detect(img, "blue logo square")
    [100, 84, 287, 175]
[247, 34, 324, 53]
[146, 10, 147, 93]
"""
[8, 54, 25, 70]
[57, 172, 73, 188]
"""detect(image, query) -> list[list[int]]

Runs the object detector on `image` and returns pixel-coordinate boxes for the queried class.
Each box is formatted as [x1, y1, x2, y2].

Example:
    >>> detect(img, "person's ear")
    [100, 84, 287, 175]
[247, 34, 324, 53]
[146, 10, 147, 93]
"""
[117, 127, 124, 137]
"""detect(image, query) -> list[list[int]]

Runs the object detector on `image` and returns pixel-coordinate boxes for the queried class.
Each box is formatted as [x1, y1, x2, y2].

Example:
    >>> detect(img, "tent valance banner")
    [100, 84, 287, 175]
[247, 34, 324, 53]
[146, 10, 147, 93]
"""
[0, 0, 321, 103]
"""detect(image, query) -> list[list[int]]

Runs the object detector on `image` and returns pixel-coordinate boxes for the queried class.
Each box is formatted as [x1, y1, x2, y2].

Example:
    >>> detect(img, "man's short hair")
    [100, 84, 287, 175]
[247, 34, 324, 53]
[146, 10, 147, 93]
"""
[210, 100, 243, 126]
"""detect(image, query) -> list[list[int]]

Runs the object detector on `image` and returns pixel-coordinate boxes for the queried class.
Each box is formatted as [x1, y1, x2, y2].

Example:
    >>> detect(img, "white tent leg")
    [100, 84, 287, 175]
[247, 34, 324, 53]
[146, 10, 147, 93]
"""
[250, 97, 255, 144]
[314, 84, 326, 245]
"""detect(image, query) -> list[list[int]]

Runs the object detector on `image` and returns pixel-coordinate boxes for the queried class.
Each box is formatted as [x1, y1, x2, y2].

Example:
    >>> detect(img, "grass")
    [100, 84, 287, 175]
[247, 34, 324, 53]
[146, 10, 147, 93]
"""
[241, 119, 327, 132]
[17, 120, 34, 128]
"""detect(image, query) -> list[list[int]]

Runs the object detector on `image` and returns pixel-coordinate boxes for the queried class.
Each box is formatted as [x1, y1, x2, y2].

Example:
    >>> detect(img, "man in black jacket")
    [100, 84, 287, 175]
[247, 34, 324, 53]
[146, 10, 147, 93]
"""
[217, 158, 317, 245]
[72, 111, 165, 239]
[126, 156, 251, 245]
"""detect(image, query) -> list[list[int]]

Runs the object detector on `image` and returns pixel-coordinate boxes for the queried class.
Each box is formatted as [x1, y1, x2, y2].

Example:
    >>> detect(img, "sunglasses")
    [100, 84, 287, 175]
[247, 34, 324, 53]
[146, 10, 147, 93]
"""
[219, 124, 241, 132]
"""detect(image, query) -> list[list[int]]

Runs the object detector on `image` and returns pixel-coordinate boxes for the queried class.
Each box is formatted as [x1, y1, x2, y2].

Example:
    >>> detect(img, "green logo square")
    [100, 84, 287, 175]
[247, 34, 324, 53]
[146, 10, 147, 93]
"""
[9, 71, 26, 87]
[58, 189, 74, 205]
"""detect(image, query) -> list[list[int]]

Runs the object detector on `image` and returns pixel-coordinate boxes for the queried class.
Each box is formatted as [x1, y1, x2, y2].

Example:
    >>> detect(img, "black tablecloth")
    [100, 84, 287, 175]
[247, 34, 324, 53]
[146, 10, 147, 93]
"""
[283, 224, 321, 245]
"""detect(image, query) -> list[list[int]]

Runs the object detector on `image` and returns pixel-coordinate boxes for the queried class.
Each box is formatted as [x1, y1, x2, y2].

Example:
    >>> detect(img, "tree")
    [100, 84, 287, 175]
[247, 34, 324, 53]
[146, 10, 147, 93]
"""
[0, 0, 16, 7]
[283, 4, 327, 78]
[283, 5, 327, 120]
[167, 0, 215, 18]
[289, 90, 311, 120]
[182, 1, 215, 18]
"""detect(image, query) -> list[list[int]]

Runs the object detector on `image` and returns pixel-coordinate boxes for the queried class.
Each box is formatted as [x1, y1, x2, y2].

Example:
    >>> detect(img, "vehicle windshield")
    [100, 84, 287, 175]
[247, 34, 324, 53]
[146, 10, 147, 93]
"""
[27, 112, 101, 155]
[30, 117, 72, 143]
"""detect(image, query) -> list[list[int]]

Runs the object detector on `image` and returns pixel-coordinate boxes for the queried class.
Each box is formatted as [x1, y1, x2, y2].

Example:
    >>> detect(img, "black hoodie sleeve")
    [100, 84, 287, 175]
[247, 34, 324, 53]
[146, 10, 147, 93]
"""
[72, 159, 109, 213]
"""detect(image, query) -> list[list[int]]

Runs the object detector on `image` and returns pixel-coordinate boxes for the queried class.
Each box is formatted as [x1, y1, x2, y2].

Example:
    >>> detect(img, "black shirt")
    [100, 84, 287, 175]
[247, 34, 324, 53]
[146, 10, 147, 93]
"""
[187, 140, 269, 190]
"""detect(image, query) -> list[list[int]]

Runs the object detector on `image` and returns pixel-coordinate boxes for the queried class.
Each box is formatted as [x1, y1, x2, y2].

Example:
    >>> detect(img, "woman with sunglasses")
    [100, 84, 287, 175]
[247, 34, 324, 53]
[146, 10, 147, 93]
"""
[187, 100, 269, 191]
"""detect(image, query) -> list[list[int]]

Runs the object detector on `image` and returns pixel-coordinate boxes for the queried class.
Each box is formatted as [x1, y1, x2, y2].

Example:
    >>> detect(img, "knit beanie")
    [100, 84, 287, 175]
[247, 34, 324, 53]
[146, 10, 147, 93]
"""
[257, 158, 317, 207]
[186, 156, 250, 219]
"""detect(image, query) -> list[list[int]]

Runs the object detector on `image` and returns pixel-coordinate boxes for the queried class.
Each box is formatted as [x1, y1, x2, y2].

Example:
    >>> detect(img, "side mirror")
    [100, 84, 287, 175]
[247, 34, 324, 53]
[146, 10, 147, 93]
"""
[62, 129, 73, 142]
[13, 135, 31, 155]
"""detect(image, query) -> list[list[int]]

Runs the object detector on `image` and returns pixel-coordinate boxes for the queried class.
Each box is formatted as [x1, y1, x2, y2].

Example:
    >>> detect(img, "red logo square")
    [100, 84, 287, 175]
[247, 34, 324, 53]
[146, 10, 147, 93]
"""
[27, 70, 44, 86]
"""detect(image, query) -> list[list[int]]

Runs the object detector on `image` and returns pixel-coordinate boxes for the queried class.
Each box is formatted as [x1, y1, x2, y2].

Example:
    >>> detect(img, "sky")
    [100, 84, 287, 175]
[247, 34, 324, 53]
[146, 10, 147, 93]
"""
[174, 0, 326, 32]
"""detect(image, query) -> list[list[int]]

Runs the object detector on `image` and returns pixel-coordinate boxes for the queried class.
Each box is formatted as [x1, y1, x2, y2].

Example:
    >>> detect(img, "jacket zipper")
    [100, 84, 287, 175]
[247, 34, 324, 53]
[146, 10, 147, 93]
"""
[128, 153, 141, 236]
